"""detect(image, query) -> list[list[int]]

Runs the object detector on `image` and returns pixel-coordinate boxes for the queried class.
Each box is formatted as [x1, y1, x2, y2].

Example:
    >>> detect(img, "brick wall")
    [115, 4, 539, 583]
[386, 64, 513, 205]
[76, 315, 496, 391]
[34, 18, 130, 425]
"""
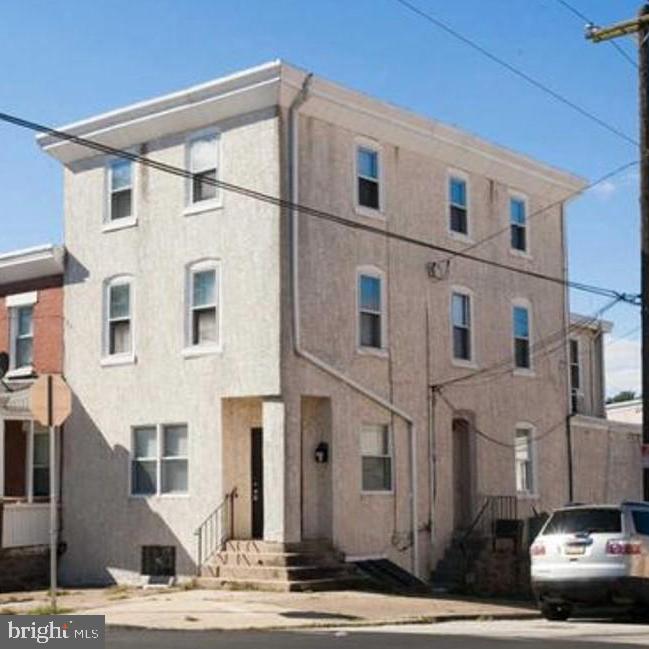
[0, 275, 63, 374]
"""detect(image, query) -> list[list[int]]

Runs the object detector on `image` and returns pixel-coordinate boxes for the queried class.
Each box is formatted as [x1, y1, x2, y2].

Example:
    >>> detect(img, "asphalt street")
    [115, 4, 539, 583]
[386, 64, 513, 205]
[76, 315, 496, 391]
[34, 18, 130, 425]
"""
[106, 619, 649, 648]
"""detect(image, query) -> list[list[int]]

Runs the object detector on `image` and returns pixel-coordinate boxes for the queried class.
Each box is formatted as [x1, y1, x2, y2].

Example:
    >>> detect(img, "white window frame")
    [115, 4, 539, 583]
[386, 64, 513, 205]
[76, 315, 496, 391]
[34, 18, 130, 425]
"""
[514, 423, 537, 498]
[183, 259, 222, 357]
[104, 156, 137, 232]
[356, 265, 387, 356]
[512, 298, 534, 376]
[7, 293, 36, 377]
[450, 286, 476, 368]
[130, 423, 189, 498]
[509, 191, 531, 257]
[569, 337, 582, 413]
[354, 138, 384, 218]
[447, 169, 471, 240]
[102, 275, 136, 366]
[360, 423, 394, 495]
[185, 128, 222, 215]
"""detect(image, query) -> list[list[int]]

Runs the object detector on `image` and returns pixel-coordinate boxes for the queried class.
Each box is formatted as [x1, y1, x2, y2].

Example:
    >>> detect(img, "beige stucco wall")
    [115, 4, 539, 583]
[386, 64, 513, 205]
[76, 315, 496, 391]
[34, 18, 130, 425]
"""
[280, 107, 574, 577]
[570, 327, 606, 418]
[571, 416, 642, 503]
[61, 109, 282, 584]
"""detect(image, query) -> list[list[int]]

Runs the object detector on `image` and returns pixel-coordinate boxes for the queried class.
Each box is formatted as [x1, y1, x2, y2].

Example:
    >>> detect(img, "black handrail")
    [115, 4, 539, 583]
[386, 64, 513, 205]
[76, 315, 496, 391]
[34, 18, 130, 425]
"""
[194, 487, 237, 576]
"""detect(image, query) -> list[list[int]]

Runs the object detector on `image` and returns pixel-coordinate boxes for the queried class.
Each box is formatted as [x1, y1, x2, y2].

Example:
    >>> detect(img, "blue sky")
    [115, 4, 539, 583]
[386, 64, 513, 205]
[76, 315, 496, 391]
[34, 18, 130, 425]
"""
[0, 0, 640, 394]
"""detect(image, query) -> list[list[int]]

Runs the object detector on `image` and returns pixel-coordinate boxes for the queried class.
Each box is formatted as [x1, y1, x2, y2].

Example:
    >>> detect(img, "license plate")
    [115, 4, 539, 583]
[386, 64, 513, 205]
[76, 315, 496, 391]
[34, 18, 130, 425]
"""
[564, 544, 586, 556]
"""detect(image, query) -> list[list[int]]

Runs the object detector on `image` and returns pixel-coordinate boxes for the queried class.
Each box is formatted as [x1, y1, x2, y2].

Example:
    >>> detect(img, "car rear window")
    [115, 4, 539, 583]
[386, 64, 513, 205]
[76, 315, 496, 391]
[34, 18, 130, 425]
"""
[543, 508, 622, 535]
[632, 511, 649, 535]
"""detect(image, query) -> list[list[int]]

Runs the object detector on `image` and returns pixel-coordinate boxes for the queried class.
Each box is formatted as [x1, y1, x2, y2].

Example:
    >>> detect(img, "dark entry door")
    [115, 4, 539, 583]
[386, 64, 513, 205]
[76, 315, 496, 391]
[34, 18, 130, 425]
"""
[251, 428, 264, 539]
[453, 418, 472, 530]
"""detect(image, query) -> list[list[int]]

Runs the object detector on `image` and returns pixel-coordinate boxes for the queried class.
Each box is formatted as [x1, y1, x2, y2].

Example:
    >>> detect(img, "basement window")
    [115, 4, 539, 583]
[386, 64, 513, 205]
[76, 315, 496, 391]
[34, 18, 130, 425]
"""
[141, 545, 176, 577]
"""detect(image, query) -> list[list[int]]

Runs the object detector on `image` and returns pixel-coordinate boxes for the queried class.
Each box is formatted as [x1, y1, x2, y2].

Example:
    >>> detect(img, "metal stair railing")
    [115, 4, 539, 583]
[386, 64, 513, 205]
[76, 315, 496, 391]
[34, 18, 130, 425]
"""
[194, 487, 237, 576]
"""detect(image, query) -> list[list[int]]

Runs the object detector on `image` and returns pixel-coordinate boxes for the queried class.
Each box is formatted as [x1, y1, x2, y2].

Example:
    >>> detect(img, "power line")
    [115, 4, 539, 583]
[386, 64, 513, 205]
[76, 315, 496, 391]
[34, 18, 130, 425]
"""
[433, 296, 622, 390]
[393, 0, 637, 147]
[446, 159, 639, 261]
[556, 0, 638, 69]
[0, 110, 639, 305]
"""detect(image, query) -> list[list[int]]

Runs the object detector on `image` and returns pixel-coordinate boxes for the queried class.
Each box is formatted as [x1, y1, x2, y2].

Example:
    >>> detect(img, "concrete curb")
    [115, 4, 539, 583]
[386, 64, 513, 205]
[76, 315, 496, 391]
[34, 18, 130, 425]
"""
[104, 610, 540, 632]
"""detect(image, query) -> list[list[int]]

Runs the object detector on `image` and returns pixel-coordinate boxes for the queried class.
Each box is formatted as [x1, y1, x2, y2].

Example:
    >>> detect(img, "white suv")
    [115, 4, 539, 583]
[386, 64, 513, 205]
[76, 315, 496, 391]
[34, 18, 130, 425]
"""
[530, 502, 649, 620]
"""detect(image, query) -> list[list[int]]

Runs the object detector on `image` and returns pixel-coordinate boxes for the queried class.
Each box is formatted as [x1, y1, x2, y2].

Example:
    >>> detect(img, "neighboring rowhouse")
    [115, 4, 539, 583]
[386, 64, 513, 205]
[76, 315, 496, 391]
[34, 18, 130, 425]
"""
[37, 61, 641, 587]
[0, 244, 64, 590]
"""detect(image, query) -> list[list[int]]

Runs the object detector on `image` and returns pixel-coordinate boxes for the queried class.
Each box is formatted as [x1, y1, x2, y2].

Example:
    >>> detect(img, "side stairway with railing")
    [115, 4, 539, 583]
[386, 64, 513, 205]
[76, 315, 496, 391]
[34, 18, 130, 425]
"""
[194, 487, 237, 576]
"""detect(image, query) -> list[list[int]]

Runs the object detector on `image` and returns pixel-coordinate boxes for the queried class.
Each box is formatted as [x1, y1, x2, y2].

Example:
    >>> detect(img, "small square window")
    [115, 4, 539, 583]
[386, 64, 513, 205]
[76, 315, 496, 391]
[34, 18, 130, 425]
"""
[141, 545, 176, 577]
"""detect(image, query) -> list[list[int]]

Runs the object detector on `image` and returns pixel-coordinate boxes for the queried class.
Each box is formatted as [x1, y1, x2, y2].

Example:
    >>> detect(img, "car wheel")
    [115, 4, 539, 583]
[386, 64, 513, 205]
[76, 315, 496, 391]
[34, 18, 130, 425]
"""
[541, 603, 571, 621]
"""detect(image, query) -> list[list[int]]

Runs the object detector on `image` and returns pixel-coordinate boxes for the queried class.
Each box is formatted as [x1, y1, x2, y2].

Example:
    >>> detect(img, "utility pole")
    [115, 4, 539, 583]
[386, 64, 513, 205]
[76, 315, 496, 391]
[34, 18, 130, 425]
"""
[587, 6, 649, 500]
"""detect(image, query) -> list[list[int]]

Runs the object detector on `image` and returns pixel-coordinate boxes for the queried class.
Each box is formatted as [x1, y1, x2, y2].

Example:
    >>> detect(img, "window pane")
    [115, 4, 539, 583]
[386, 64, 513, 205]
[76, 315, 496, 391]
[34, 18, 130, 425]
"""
[511, 224, 526, 251]
[510, 198, 526, 225]
[357, 148, 378, 179]
[544, 509, 621, 535]
[134, 427, 157, 459]
[17, 307, 33, 336]
[33, 467, 50, 498]
[450, 205, 467, 234]
[450, 178, 466, 206]
[632, 511, 649, 535]
[570, 339, 579, 364]
[358, 177, 379, 209]
[111, 189, 132, 220]
[513, 307, 529, 338]
[111, 160, 132, 191]
[110, 321, 131, 355]
[362, 457, 392, 491]
[192, 169, 217, 203]
[190, 135, 218, 172]
[109, 284, 130, 319]
[161, 459, 188, 494]
[164, 425, 187, 458]
[192, 307, 217, 345]
[453, 326, 470, 360]
[360, 312, 381, 348]
[361, 425, 389, 455]
[360, 275, 381, 312]
[33, 433, 49, 466]
[515, 338, 530, 369]
[192, 270, 216, 307]
[515, 430, 530, 461]
[16, 338, 33, 368]
[133, 460, 157, 495]
[452, 294, 469, 327]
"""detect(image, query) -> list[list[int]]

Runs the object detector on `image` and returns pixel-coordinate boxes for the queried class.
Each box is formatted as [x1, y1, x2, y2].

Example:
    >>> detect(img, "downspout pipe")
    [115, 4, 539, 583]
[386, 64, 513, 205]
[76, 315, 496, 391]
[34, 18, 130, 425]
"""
[287, 74, 420, 578]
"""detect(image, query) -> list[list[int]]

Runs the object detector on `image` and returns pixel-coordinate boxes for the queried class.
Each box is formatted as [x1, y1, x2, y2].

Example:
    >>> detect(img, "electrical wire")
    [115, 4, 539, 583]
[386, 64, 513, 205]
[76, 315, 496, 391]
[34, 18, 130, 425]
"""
[0, 110, 639, 306]
[556, 0, 638, 70]
[393, 0, 637, 146]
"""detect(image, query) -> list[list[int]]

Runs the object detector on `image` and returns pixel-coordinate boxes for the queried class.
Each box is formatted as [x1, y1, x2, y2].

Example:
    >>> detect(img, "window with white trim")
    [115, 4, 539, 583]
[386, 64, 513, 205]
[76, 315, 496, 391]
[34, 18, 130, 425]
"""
[357, 146, 380, 210]
[132, 424, 189, 496]
[188, 132, 219, 205]
[32, 427, 50, 498]
[515, 427, 535, 494]
[569, 338, 581, 413]
[361, 424, 392, 492]
[358, 272, 383, 349]
[510, 197, 527, 252]
[452, 292, 472, 361]
[449, 176, 468, 235]
[108, 159, 133, 222]
[10, 305, 34, 370]
[513, 305, 531, 369]
[105, 278, 133, 357]
[187, 262, 220, 348]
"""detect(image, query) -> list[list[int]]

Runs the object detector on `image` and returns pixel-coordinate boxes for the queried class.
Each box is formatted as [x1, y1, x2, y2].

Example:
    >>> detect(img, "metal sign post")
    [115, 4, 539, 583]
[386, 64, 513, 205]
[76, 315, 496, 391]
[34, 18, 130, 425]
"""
[29, 374, 71, 612]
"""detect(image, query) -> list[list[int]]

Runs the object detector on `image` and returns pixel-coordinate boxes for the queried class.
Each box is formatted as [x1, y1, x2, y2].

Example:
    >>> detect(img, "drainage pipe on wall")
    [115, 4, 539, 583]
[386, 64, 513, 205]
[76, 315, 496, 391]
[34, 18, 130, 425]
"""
[287, 73, 420, 578]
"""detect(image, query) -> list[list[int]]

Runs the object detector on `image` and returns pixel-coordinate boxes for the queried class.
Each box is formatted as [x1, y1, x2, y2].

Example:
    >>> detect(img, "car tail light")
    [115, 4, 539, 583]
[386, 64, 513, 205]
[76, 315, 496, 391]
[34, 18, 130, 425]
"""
[606, 541, 642, 555]
[531, 542, 546, 557]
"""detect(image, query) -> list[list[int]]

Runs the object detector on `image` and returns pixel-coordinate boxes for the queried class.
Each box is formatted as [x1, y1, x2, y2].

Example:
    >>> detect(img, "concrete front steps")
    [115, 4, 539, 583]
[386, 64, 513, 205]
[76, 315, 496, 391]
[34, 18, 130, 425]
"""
[196, 540, 369, 592]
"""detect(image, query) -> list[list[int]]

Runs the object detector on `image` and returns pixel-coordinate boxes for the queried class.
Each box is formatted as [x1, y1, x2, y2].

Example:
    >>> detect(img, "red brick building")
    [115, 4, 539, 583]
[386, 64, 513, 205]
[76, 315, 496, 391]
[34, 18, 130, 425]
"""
[0, 244, 64, 568]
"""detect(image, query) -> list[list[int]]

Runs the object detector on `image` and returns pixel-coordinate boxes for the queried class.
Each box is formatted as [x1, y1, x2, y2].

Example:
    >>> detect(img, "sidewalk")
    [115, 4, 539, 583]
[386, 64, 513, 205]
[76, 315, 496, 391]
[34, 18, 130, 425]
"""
[0, 587, 538, 631]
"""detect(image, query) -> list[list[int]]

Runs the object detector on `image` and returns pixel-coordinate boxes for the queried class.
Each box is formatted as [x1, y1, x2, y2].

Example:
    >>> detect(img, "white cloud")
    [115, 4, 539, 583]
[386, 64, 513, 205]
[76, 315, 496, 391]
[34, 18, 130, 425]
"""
[591, 180, 617, 200]
[590, 169, 640, 202]
[606, 337, 641, 397]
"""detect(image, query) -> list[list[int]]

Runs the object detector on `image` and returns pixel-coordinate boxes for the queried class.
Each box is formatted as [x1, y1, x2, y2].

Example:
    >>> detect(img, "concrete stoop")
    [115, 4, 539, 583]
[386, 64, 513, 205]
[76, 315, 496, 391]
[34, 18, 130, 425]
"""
[196, 539, 369, 592]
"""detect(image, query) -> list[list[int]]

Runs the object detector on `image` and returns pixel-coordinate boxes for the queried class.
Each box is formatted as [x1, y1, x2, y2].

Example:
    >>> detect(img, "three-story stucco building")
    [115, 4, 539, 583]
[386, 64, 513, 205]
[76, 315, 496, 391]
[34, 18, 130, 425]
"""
[38, 61, 641, 586]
